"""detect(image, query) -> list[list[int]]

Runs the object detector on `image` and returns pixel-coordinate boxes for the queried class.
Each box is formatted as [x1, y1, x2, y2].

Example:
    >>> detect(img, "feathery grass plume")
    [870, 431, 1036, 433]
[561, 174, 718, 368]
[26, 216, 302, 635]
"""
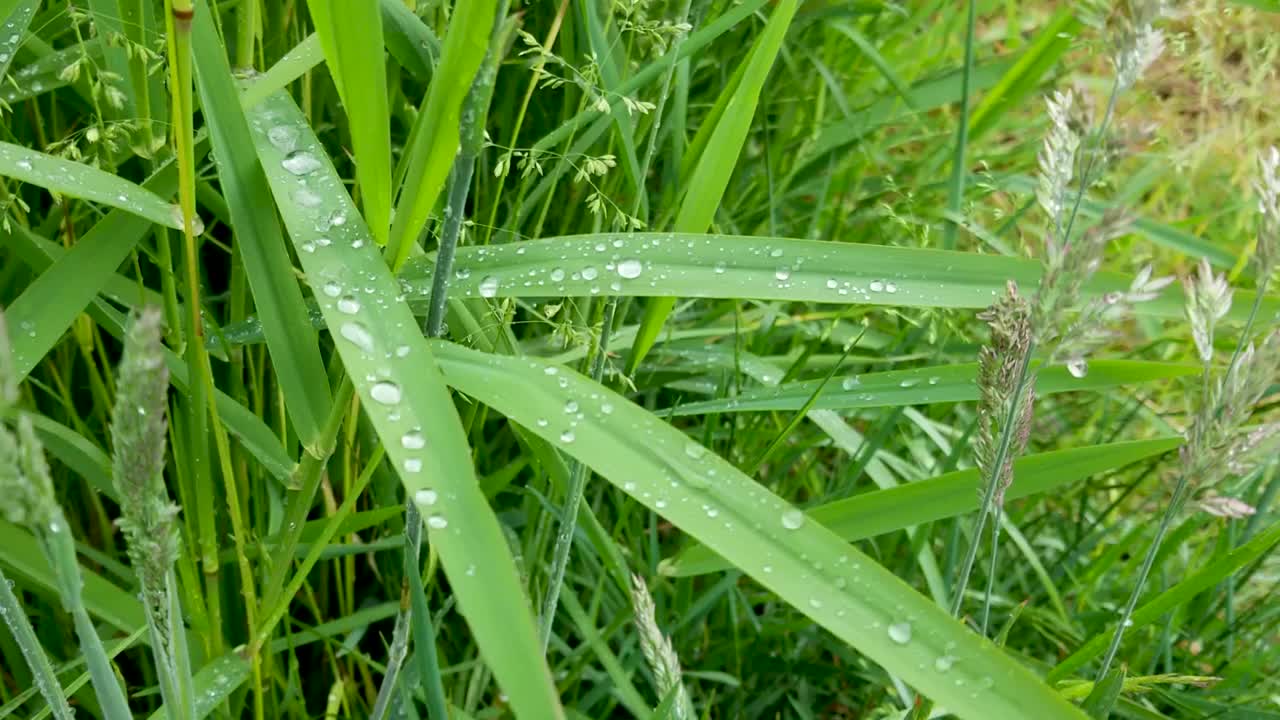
[110, 307, 194, 719]
[630, 573, 694, 720]
[974, 281, 1036, 509]
[1096, 152, 1280, 681]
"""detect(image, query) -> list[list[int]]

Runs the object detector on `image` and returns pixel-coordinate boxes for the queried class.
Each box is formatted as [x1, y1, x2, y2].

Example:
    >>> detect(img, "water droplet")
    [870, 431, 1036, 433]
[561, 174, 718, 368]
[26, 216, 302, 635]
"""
[775, 267, 791, 281]
[885, 282, 898, 293]
[415, 489, 438, 506]
[684, 441, 707, 460]
[281, 150, 322, 175]
[267, 125, 299, 151]
[808, 597, 823, 609]
[841, 376, 860, 390]
[478, 275, 499, 298]
[339, 321, 375, 352]
[1067, 358, 1088, 378]
[403, 458, 423, 473]
[582, 266, 599, 280]
[370, 381, 402, 405]
[294, 188, 322, 207]
[934, 656, 954, 672]
[616, 259, 643, 279]
[560, 429, 576, 443]
[826, 278, 838, 289]
[928, 376, 940, 385]
[563, 400, 579, 414]
[401, 430, 426, 449]
[762, 564, 773, 573]
[550, 268, 566, 282]
[455, 267, 471, 280]
[15, 158, 32, 171]
[395, 345, 411, 358]
[887, 621, 912, 645]
[336, 296, 361, 314]
[426, 514, 448, 529]
[714, 261, 726, 274]
[899, 378, 920, 388]
[322, 282, 342, 297]
[781, 509, 805, 530]
[869, 280, 885, 292]
[600, 402, 614, 415]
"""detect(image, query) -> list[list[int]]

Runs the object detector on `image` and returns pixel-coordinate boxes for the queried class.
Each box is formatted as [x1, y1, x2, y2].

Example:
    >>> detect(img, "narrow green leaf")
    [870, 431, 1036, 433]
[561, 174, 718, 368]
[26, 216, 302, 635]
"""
[966, 9, 1080, 141]
[240, 33, 323, 109]
[0, 0, 37, 80]
[247, 90, 564, 720]
[0, 142, 183, 230]
[387, 0, 496, 268]
[430, 340, 1086, 720]
[629, 0, 800, 372]
[307, 0, 393, 246]
[1082, 667, 1126, 719]
[191, 2, 332, 446]
[669, 360, 1200, 416]
[664, 438, 1181, 578]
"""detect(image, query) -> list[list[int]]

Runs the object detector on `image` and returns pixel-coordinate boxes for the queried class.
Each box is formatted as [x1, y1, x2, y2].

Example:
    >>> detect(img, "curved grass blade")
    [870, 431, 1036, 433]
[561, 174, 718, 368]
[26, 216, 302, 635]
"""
[239, 33, 322, 109]
[429, 340, 1086, 720]
[399, 233, 1278, 323]
[664, 437, 1181, 577]
[0, 142, 183, 229]
[0, 0, 38, 80]
[629, 0, 800, 373]
[191, 6, 332, 447]
[668, 360, 1200, 416]
[386, 0, 495, 268]
[247, 90, 564, 720]
[966, 9, 1079, 142]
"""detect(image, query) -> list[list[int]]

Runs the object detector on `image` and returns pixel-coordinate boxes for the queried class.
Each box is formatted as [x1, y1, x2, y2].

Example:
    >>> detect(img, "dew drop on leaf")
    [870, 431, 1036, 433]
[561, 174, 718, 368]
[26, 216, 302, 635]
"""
[401, 430, 426, 449]
[281, 150, 322, 175]
[370, 381, 402, 405]
[478, 275, 500, 298]
[1067, 358, 1088, 378]
[414, 489, 438, 506]
[426, 514, 448, 529]
[616, 258, 643, 279]
[781, 509, 805, 530]
[339, 321, 375, 353]
[887, 621, 912, 645]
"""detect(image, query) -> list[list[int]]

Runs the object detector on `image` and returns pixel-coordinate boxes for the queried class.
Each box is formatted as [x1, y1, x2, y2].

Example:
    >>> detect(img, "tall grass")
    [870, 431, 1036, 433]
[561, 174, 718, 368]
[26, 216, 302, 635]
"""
[1, 1, 1278, 718]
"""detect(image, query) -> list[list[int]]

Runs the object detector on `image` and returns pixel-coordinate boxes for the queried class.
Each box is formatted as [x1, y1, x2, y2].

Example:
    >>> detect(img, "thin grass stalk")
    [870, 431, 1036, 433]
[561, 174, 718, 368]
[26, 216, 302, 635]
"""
[369, 511, 420, 720]
[941, 0, 977, 251]
[1096, 271, 1271, 679]
[536, 0, 692, 650]
[0, 565, 76, 720]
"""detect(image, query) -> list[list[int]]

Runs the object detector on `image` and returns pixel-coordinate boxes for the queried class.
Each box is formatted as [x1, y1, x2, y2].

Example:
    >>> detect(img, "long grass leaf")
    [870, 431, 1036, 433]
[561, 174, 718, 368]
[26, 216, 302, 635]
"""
[429, 340, 1086, 720]
[247, 90, 564, 720]
[191, 6, 332, 446]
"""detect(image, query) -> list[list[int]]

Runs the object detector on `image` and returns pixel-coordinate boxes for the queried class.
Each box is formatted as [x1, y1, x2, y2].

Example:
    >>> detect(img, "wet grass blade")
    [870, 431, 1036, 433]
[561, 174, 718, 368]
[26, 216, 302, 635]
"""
[0, 142, 183, 229]
[246, 90, 564, 720]
[664, 437, 1181, 577]
[0, 0, 38, 80]
[401, 234, 1278, 323]
[669, 360, 1200, 415]
[429, 340, 1086, 720]
[628, 0, 800, 373]
[191, 5, 332, 446]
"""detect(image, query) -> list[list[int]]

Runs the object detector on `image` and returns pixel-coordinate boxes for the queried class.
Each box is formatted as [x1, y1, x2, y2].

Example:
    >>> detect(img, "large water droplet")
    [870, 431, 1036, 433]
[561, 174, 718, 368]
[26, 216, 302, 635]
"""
[370, 381, 402, 405]
[403, 458, 423, 473]
[294, 188, 322, 208]
[582, 266, 599, 280]
[321, 281, 342, 298]
[478, 275, 499, 298]
[550, 268, 566, 282]
[560, 429, 576, 443]
[616, 259, 643, 279]
[934, 655, 954, 672]
[869, 280, 885, 292]
[887, 621, 912, 645]
[336, 296, 361, 314]
[281, 150, 323, 175]
[401, 430, 426, 449]
[841, 376, 861, 390]
[15, 158, 33, 171]
[414, 489, 438, 506]
[684, 441, 707, 460]
[339, 321, 375, 352]
[267, 125, 299, 151]
[1067, 358, 1088, 378]
[781, 509, 805, 530]
[426, 514, 448, 529]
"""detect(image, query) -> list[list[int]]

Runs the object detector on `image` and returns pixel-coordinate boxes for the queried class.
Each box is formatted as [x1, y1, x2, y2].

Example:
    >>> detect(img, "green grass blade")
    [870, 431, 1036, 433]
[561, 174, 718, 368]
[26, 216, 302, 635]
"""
[429, 340, 1086, 720]
[386, 0, 496, 269]
[669, 360, 1200, 415]
[379, 0, 438, 81]
[246, 90, 564, 720]
[401, 233, 1278, 322]
[239, 33, 323, 109]
[3, 157, 182, 380]
[830, 21, 918, 112]
[0, 141, 183, 229]
[0, 0, 37, 80]
[628, 0, 800, 373]
[966, 9, 1080, 141]
[306, 0, 392, 246]
[1047, 518, 1280, 683]
[0, 565, 76, 720]
[664, 438, 1181, 577]
[191, 5, 332, 447]
[940, 0, 976, 250]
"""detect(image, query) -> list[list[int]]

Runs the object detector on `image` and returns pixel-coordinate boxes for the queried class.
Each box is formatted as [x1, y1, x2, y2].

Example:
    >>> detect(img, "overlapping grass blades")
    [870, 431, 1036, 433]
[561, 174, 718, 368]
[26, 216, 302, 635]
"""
[245, 90, 563, 720]
[428, 340, 1086, 720]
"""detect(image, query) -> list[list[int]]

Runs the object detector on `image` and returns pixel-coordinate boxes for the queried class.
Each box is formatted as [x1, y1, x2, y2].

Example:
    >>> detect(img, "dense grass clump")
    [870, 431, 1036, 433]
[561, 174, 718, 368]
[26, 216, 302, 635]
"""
[1, 1, 1278, 719]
